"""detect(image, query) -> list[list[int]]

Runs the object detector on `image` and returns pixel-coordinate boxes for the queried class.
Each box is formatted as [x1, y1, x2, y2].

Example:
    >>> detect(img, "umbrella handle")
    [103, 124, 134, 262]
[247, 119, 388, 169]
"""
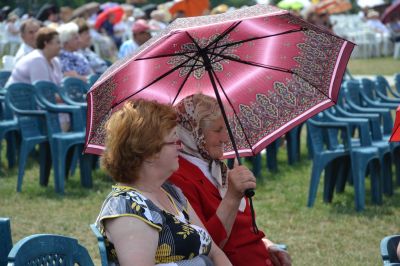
[245, 189, 255, 197]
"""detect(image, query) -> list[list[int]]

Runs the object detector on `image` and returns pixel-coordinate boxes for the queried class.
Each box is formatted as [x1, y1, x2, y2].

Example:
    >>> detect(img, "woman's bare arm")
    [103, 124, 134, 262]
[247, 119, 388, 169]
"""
[105, 216, 159, 266]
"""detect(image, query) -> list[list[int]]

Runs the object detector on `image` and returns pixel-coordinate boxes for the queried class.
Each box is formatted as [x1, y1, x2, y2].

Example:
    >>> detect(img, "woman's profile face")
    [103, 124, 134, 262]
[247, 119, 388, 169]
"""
[153, 127, 181, 174]
[203, 116, 229, 159]
[45, 35, 61, 58]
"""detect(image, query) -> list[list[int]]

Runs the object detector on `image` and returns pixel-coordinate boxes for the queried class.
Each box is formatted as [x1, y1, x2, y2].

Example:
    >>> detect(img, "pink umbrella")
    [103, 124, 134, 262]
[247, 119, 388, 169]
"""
[85, 4, 354, 159]
[381, 0, 400, 24]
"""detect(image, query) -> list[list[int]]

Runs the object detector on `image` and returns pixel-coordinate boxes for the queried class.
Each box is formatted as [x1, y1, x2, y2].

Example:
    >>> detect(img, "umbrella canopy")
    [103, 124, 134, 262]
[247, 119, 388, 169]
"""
[72, 2, 100, 19]
[84, 4, 354, 158]
[314, 0, 352, 14]
[381, 0, 400, 24]
[94, 6, 124, 29]
[390, 105, 400, 142]
[169, 0, 209, 17]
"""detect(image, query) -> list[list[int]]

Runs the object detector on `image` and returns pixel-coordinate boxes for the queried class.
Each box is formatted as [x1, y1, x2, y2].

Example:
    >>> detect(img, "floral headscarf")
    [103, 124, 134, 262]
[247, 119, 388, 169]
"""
[176, 94, 246, 212]
[175, 94, 228, 191]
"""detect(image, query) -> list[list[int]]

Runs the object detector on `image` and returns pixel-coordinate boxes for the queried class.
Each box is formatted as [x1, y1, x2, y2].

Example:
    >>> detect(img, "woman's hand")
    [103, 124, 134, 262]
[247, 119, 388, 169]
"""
[263, 239, 292, 266]
[226, 163, 256, 200]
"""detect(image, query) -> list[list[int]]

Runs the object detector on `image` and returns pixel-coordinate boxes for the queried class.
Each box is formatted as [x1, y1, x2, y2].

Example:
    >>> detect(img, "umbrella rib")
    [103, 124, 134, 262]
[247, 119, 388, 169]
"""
[207, 52, 327, 99]
[208, 51, 293, 74]
[205, 21, 242, 50]
[210, 27, 306, 50]
[136, 51, 198, 61]
[171, 54, 202, 105]
[211, 68, 255, 155]
[112, 55, 198, 108]
[206, 21, 242, 62]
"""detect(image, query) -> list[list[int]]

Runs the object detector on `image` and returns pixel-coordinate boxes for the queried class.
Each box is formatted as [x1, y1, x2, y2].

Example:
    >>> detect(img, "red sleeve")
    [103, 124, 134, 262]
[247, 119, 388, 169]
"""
[170, 169, 228, 245]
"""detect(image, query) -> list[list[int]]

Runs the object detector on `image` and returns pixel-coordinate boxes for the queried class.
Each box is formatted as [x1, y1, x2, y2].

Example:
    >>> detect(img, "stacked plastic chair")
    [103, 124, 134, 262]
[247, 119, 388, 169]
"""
[7, 82, 92, 194]
[343, 80, 400, 196]
[307, 112, 382, 211]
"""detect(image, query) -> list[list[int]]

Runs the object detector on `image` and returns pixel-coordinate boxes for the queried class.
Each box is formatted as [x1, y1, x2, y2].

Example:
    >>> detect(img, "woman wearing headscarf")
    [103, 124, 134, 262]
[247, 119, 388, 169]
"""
[169, 94, 292, 266]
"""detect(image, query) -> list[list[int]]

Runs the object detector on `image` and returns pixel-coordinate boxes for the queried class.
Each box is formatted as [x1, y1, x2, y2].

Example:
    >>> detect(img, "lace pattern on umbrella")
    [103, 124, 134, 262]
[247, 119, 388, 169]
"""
[89, 77, 116, 147]
[167, 33, 242, 80]
[225, 20, 345, 152]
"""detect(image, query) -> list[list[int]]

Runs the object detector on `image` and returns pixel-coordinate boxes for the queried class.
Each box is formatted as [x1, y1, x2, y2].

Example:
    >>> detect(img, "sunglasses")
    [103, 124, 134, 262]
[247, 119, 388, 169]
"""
[163, 139, 182, 146]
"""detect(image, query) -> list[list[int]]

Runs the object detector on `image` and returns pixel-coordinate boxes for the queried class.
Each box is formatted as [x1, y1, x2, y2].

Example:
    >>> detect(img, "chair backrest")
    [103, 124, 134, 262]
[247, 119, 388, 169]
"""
[0, 70, 11, 89]
[360, 78, 377, 101]
[90, 224, 109, 266]
[5, 83, 46, 138]
[0, 218, 12, 266]
[33, 81, 64, 134]
[7, 234, 94, 266]
[88, 74, 100, 88]
[61, 77, 89, 103]
[380, 234, 400, 265]
[343, 80, 363, 106]
[395, 73, 400, 94]
[375, 75, 390, 97]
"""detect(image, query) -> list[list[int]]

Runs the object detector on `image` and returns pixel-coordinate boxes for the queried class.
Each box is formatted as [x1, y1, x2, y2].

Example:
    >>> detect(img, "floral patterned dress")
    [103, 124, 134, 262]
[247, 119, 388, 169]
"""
[96, 182, 212, 265]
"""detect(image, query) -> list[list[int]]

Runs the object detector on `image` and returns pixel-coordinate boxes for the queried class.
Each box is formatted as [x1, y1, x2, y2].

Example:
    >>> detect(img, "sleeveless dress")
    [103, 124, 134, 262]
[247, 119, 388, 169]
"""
[96, 182, 213, 265]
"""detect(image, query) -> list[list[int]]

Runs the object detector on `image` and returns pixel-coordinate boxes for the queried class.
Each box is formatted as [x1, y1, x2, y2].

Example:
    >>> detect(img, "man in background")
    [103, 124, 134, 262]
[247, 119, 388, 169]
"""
[118, 19, 153, 59]
[15, 18, 41, 62]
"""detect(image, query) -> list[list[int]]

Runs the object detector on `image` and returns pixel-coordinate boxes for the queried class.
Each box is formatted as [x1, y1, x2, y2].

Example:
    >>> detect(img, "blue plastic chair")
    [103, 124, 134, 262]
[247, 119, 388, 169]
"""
[33, 81, 93, 194]
[306, 118, 351, 208]
[7, 234, 94, 266]
[394, 73, 400, 95]
[5, 83, 52, 192]
[0, 95, 19, 170]
[88, 74, 101, 88]
[324, 108, 393, 197]
[61, 77, 89, 103]
[360, 78, 399, 109]
[375, 75, 400, 100]
[0, 217, 12, 266]
[0, 70, 11, 89]
[307, 113, 382, 211]
[90, 224, 109, 266]
[343, 80, 400, 190]
[380, 234, 400, 265]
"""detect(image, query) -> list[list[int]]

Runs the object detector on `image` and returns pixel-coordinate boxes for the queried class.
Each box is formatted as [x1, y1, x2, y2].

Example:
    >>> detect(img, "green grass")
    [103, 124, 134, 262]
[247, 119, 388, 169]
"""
[348, 57, 400, 76]
[1, 57, 400, 265]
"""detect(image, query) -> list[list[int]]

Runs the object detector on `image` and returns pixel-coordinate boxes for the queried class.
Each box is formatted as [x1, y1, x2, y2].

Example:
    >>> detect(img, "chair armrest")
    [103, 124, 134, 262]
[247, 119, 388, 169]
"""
[12, 109, 47, 116]
[59, 92, 87, 107]
[375, 89, 400, 103]
[325, 112, 372, 146]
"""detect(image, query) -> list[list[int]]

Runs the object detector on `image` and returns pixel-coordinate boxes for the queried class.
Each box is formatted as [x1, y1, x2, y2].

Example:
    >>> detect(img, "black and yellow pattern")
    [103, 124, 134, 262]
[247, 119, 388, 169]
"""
[96, 182, 212, 265]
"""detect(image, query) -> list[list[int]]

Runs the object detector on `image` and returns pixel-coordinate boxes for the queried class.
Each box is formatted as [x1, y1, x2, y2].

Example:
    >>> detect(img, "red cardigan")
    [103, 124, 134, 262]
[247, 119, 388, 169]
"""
[169, 157, 270, 266]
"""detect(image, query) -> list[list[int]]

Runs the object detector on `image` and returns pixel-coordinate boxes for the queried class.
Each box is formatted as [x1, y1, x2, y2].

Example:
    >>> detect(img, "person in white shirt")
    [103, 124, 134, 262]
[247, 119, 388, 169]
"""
[118, 19, 154, 59]
[15, 18, 41, 62]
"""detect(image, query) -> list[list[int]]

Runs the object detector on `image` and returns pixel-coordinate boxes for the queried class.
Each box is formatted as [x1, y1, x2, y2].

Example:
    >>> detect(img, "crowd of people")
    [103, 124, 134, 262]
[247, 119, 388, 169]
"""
[1, 1, 400, 265]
